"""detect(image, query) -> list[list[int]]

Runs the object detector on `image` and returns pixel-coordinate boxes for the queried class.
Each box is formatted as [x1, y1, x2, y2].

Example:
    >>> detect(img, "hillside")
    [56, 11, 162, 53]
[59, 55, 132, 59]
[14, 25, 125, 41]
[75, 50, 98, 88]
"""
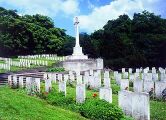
[0, 86, 87, 120]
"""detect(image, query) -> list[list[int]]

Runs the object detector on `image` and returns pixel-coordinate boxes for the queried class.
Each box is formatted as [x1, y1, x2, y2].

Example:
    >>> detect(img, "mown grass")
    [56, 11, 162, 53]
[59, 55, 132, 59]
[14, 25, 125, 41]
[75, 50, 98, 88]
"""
[150, 100, 166, 120]
[0, 86, 87, 120]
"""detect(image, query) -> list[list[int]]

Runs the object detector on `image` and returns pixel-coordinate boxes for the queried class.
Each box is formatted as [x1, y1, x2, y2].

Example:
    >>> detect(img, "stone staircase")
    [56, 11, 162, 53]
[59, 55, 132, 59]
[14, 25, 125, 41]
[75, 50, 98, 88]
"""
[0, 73, 10, 86]
[0, 67, 47, 86]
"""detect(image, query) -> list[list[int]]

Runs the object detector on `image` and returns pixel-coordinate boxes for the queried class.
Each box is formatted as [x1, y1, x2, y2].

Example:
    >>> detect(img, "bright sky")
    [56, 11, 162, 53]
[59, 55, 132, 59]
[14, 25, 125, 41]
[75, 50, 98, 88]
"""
[0, 0, 165, 36]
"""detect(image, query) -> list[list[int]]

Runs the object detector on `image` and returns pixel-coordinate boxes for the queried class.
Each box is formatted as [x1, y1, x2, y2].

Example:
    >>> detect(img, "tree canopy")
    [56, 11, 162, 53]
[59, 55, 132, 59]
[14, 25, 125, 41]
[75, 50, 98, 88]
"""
[0, 7, 70, 56]
[0, 7, 165, 68]
[80, 11, 166, 69]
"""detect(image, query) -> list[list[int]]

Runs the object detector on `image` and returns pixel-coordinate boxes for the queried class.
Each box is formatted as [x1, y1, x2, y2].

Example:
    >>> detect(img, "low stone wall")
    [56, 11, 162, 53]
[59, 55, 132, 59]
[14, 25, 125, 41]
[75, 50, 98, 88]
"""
[61, 58, 103, 72]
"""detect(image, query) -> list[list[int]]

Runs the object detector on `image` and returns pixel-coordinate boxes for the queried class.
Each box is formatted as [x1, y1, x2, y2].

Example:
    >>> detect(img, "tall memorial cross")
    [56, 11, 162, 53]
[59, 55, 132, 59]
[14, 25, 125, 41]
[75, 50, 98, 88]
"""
[74, 17, 80, 47]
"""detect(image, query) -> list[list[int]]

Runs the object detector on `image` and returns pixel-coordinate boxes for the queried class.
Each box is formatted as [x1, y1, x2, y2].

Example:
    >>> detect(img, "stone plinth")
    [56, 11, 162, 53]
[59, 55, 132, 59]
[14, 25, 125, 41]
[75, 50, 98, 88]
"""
[62, 58, 103, 72]
[67, 54, 88, 60]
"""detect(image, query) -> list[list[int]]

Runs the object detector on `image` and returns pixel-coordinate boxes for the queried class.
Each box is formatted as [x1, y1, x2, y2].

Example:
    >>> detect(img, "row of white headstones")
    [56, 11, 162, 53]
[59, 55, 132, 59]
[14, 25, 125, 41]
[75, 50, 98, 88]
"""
[8, 68, 164, 120]
[114, 67, 166, 98]
[0, 55, 66, 70]
[18, 54, 66, 60]
[8, 70, 112, 103]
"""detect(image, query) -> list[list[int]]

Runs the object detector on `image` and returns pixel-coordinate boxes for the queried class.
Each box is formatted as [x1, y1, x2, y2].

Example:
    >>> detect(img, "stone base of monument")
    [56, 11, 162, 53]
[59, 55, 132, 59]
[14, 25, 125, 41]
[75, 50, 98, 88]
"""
[61, 58, 103, 72]
[67, 55, 88, 60]
[68, 46, 88, 60]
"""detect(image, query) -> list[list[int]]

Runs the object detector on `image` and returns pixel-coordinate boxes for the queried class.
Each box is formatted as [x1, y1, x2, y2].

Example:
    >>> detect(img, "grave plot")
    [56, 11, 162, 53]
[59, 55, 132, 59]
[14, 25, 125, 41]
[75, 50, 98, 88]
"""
[0, 55, 66, 73]
[5, 67, 166, 120]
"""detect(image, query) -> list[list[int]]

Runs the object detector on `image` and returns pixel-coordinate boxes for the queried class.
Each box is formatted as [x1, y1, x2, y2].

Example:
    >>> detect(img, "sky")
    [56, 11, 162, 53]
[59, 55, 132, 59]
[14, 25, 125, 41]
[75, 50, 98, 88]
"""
[0, 0, 166, 36]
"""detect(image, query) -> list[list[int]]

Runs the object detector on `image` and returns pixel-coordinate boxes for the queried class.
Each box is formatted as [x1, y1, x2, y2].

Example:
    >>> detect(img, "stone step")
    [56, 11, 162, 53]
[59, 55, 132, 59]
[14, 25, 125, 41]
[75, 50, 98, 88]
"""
[0, 72, 45, 86]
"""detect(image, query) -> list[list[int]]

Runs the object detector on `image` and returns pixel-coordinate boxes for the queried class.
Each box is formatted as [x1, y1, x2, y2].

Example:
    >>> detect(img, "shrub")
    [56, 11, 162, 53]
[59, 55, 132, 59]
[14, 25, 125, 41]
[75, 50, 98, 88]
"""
[37, 91, 49, 99]
[112, 84, 120, 94]
[80, 99, 125, 120]
[111, 80, 116, 84]
[47, 91, 75, 106]
[129, 81, 133, 87]
[46, 67, 65, 72]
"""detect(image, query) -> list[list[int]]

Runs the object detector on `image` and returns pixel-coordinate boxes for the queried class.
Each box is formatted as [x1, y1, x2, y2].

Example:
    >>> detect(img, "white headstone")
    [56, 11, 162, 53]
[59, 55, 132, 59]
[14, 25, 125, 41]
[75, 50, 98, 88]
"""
[77, 75, 83, 84]
[129, 68, 132, 74]
[59, 81, 66, 96]
[123, 72, 129, 79]
[94, 75, 101, 89]
[136, 69, 140, 73]
[143, 73, 152, 81]
[119, 90, 150, 120]
[115, 73, 121, 85]
[129, 74, 135, 82]
[103, 77, 111, 88]
[104, 71, 109, 78]
[26, 77, 32, 94]
[89, 69, 93, 76]
[58, 74, 63, 82]
[152, 67, 156, 74]
[8, 75, 12, 86]
[152, 73, 158, 81]
[132, 92, 150, 120]
[99, 87, 112, 103]
[64, 74, 69, 82]
[160, 73, 166, 82]
[43, 73, 47, 79]
[118, 90, 132, 116]
[89, 76, 95, 88]
[143, 81, 154, 93]
[120, 79, 129, 90]
[52, 73, 57, 83]
[76, 84, 86, 103]
[155, 81, 166, 98]
[69, 73, 75, 82]
[133, 80, 143, 92]
[35, 78, 40, 92]
[18, 76, 24, 88]
[13, 75, 17, 87]
[45, 79, 52, 92]
[122, 68, 125, 73]
[134, 73, 140, 79]
[83, 75, 89, 85]
[113, 71, 118, 79]
[48, 73, 52, 80]
[84, 71, 89, 76]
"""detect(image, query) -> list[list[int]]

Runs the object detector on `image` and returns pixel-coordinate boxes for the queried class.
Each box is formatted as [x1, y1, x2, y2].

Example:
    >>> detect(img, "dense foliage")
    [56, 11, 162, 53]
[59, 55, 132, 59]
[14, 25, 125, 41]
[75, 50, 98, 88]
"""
[80, 99, 125, 120]
[0, 7, 166, 68]
[40, 89, 129, 120]
[46, 67, 65, 72]
[80, 11, 166, 69]
[0, 7, 73, 56]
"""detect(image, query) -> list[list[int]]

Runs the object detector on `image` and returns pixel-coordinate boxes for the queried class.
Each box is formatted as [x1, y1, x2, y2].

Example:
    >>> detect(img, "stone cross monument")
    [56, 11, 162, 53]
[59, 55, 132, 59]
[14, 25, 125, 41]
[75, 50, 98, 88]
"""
[69, 17, 88, 60]
[62, 17, 103, 72]
[74, 17, 80, 47]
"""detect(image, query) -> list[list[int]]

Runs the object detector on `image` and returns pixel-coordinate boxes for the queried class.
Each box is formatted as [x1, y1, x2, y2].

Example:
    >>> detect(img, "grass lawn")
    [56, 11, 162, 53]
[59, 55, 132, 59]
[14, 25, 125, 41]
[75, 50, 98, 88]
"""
[0, 86, 87, 120]
[150, 100, 166, 120]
